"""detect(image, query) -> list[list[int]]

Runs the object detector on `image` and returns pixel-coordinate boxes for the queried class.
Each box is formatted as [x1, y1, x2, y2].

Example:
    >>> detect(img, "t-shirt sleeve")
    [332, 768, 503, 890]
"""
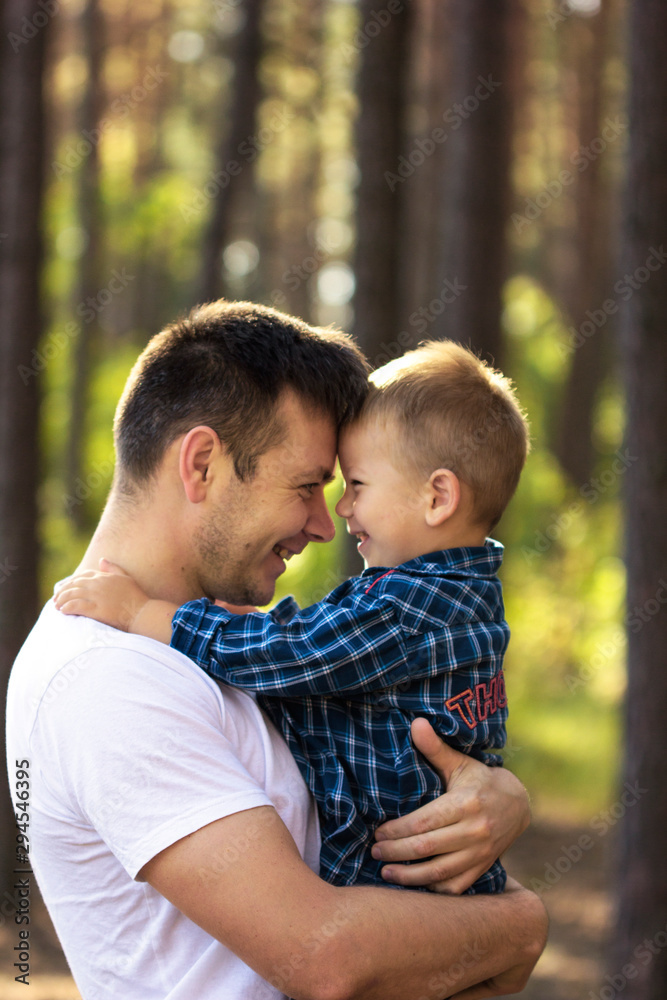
[33, 644, 275, 880]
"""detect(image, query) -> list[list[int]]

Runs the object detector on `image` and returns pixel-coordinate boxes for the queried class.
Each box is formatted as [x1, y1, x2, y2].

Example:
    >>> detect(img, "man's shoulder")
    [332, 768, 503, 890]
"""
[7, 599, 225, 741]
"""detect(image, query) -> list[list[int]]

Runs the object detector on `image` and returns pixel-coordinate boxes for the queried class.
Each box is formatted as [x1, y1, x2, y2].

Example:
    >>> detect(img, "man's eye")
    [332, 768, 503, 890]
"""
[300, 483, 317, 496]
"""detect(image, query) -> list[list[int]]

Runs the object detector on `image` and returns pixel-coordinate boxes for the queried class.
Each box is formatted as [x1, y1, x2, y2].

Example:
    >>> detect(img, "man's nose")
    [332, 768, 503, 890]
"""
[305, 491, 336, 543]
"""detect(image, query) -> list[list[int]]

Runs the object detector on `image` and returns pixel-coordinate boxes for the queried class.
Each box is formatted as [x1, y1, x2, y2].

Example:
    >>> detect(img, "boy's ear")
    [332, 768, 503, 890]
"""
[179, 426, 226, 503]
[424, 469, 460, 527]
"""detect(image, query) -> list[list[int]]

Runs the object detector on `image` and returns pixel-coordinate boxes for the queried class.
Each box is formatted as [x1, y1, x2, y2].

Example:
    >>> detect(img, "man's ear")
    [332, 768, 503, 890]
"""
[179, 426, 225, 503]
[424, 469, 460, 527]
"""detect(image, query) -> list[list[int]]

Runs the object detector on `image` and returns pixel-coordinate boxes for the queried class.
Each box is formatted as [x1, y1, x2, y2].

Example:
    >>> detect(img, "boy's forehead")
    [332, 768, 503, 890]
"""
[338, 419, 389, 467]
[340, 416, 384, 448]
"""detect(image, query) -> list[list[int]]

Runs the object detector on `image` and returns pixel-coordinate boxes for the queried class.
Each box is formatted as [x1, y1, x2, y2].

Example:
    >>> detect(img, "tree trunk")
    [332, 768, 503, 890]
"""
[0, 0, 47, 890]
[400, 0, 451, 334]
[554, 5, 615, 486]
[344, 0, 413, 577]
[263, 0, 323, 322]
[351, 0, 412, 370]
[433, 0, 521, 366]
[65, 0, 104, 529]
[613, 2, 667, 997]
[198, 0, 264, 303]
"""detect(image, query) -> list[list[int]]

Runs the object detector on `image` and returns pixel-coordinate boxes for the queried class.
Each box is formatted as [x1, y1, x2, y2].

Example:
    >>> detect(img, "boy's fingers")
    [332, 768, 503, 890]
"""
[99, 557, 130, 576]
[57, 598, 89, 617]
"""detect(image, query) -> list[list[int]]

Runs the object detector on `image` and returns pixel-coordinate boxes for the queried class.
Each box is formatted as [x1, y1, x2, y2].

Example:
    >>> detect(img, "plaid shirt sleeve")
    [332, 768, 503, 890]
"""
[170, 592, 419, 695]
[170, 578, 494, 696]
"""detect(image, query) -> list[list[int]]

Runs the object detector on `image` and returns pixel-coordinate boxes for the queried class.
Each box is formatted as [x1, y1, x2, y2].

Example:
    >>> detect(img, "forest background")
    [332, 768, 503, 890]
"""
[1, 0, 666, 997]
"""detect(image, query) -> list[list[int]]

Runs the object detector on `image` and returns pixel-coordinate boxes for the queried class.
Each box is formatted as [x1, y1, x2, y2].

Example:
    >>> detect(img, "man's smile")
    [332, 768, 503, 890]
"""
[272, 544, 297, 561]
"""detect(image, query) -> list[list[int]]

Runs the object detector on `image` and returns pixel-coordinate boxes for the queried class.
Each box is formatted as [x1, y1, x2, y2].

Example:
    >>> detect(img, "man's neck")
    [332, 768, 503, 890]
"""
[76, 493, 202, 605]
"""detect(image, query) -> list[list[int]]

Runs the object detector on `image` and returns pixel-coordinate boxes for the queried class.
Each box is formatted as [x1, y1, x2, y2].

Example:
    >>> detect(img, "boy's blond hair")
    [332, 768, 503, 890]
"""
[362, 340, 530, 531]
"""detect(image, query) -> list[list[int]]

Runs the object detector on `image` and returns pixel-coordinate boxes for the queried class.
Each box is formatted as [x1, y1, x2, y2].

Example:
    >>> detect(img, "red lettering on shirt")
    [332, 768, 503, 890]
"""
[474, 677, 498, 721]
[496, 672, 507, 708]
[445, 690, 477, 728]
[447, 672, 506, 729]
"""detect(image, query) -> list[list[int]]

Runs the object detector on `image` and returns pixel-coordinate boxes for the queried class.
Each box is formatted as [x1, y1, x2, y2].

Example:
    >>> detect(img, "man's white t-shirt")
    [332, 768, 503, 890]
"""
[5, 597, 321, 999]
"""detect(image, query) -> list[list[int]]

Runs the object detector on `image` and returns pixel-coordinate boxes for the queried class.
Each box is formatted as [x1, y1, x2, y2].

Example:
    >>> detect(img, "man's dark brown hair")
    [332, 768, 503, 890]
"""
[113, 300, 370, 493]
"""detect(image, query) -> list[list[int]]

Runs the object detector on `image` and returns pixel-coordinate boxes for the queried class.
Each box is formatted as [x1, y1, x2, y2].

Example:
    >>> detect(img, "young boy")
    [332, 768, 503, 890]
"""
[56, 340, 530, 894]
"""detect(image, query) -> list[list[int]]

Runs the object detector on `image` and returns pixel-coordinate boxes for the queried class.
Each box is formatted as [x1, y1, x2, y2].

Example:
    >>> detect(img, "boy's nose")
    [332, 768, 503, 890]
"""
[335, 485, 353, 519]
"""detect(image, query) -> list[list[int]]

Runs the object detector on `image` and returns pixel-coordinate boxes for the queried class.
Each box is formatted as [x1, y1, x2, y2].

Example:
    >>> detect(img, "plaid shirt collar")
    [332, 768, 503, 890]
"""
[356, 538, 504, 584]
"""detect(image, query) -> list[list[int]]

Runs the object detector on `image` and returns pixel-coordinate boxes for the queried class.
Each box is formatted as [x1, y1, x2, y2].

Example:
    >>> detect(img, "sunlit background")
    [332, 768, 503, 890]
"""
[4, 0, 641, 994]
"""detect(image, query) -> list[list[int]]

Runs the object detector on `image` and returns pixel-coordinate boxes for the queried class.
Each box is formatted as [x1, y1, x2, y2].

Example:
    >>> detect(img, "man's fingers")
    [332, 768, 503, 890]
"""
[410, 717, 469, 786]
[378, 854, 476, 891]
[375, 785, 468, 843]
[372, 821, 460, 859]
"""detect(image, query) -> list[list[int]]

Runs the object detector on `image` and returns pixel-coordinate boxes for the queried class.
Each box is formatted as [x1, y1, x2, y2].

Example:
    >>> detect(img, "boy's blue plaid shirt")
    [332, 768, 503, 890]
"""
[171, 540, 509, 892]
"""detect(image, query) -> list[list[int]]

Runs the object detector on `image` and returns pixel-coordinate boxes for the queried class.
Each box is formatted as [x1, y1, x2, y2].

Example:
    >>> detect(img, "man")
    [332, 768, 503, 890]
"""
[6, 301, 547, 999]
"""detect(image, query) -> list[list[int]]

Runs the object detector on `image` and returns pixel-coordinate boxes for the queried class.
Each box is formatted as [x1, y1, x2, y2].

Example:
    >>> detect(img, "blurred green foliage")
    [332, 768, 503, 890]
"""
[37, 0, 626, 827]
[39, 271, 625, 822]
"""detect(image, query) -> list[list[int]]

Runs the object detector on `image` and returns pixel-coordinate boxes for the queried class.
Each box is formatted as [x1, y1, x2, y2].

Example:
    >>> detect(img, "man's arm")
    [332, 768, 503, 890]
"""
[142, 804, 547, 1000]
